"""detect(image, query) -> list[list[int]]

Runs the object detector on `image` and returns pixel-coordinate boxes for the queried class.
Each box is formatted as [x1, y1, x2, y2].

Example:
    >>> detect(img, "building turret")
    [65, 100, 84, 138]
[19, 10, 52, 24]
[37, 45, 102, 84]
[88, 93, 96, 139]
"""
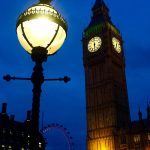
[138, 107, 142, 121]
[2, 103, 7, 114]
[147, 101, 150, 120]
[0, 103, 9, 121]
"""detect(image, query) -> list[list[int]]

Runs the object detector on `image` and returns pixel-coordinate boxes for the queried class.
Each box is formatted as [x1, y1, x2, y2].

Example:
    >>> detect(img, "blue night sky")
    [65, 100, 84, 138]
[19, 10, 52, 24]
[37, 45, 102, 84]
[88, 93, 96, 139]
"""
[0, 0, 150, 149]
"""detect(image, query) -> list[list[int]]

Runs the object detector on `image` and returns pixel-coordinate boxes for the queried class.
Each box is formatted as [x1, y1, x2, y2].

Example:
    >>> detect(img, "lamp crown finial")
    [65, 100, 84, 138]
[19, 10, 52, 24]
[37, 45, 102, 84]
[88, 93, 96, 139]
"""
[39, 0, 52, 4]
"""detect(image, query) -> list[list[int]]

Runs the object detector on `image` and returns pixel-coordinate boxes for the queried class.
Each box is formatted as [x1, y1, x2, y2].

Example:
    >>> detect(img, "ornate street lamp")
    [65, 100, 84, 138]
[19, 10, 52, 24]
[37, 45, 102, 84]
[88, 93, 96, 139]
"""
[16, 0, 67, 56]
[4, 0, 69, 149]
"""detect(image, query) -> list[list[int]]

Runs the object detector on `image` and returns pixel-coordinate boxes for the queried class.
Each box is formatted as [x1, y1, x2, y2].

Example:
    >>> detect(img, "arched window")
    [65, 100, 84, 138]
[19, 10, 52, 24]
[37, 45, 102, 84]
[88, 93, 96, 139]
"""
[121, 136, 126, 144]
[134, 135, 140, 143]
[148, 133, 150, 141]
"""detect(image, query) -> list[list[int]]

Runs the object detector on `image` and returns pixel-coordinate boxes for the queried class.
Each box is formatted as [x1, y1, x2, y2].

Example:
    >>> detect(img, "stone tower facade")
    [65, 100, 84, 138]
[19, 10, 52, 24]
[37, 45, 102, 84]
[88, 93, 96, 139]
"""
[82, 0, 150, 150]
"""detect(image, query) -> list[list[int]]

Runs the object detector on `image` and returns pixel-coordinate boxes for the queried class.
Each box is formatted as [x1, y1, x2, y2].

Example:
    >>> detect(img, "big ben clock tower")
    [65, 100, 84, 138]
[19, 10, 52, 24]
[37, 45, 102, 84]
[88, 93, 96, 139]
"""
[82, 0, 131, 149]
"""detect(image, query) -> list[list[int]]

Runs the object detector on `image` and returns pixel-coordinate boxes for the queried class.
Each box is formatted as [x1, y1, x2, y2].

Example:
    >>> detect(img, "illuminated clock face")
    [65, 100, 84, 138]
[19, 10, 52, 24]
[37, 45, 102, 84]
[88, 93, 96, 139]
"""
[112, 37, 121, 53]
[88, 36, 102, 52]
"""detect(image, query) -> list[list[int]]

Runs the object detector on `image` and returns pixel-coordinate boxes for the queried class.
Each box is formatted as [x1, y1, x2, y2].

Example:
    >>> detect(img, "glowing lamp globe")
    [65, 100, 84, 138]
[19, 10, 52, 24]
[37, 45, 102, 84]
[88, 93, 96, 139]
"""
[16, 0, 67, 55]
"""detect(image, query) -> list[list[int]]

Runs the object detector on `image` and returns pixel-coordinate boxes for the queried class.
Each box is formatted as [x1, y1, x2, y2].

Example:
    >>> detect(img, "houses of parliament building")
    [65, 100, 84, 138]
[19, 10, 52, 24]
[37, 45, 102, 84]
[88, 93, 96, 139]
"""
[83, 0, 150, 149]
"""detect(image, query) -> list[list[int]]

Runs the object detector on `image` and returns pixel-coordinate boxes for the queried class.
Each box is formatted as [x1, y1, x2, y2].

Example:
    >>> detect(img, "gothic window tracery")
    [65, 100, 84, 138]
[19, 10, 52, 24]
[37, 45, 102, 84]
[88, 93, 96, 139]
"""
[134, 135, 140, 143]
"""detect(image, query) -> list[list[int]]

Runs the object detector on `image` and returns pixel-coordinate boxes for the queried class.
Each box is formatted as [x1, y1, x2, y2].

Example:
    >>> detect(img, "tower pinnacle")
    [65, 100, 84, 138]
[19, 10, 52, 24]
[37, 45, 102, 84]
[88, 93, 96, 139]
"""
[92, 0, 108, 10]
[147, 101, 150, 120]
[89, 0, 111, 26]
[138, 107, 143, 121]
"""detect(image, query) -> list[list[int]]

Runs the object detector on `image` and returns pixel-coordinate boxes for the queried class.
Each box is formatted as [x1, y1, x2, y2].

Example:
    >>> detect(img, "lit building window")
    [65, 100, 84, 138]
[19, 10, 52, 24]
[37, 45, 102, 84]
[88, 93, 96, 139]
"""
[2, 145, 5, 148]
[134, 135, 140, 143]
[39, 142, 42, 148]
[22, 132, 24, 137]
[10, 130, 13, 135]
[2, 129, 6, 133]
[148, 133, 150, 141]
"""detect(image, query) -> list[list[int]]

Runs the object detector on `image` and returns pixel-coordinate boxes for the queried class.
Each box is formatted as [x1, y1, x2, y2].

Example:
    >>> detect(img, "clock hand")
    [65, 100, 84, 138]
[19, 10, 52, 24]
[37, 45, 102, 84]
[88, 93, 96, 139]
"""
[94, 42, 96, 49]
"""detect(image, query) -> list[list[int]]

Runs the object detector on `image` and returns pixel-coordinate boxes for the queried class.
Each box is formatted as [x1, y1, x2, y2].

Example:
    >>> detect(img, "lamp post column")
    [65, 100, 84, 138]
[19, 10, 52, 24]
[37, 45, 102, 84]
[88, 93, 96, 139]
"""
[30, 47, 48, 149]
[3, 47, 71, 149]
[15, 0, 68, 148]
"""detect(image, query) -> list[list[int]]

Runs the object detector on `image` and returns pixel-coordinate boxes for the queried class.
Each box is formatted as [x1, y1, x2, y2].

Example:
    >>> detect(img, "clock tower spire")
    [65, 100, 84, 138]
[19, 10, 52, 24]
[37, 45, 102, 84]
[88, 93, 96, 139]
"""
[92, 0, 110, 19]
[82, 0, 131, 149]
[90, 0, 112, 26]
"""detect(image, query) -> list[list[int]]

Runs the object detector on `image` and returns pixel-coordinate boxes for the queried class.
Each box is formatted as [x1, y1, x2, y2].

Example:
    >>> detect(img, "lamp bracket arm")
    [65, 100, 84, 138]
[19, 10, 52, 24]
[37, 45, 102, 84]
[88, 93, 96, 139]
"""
[3, 74, 71, 83]
[3, 74, 31, 81]
[44, 76, 71, 83]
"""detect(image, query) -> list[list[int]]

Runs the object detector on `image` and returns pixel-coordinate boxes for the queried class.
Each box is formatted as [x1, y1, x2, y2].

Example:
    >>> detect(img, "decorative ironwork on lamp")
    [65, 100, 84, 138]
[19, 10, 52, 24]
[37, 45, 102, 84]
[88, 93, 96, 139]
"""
[16, 0, 67, 56]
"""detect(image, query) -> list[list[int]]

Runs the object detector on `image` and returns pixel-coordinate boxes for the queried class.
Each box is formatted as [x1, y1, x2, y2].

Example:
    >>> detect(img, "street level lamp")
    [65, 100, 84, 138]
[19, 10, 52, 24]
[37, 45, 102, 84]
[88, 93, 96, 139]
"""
[16, 0, 67, 55]
[4, 0, 69, 149]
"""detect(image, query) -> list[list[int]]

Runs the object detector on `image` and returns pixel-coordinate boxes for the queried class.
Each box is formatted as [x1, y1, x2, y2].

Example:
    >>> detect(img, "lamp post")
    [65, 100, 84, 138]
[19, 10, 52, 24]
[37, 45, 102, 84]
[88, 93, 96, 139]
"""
[4, 0, 69, 149]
